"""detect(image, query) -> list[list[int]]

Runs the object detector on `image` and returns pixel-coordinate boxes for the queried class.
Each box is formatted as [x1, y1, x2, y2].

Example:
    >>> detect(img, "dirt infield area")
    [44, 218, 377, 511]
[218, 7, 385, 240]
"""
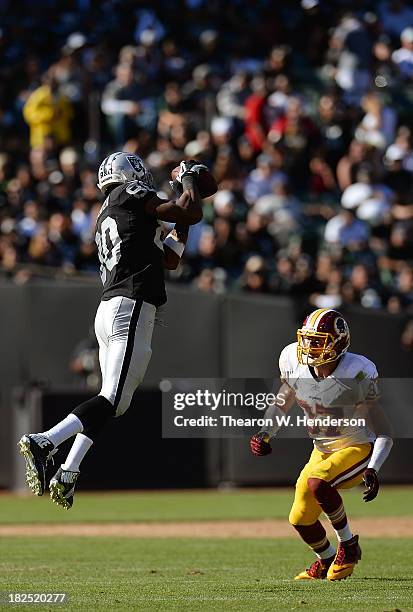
[2, 517, 413, 538]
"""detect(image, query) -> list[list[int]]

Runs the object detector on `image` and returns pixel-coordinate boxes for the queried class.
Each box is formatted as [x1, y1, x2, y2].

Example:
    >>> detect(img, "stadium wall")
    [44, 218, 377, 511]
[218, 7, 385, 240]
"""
[1, 282, 412, 488]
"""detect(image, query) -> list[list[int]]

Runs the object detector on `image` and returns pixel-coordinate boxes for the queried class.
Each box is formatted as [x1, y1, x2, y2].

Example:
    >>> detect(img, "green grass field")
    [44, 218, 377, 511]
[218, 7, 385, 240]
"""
[2, 537, 412, 611]
[1, 486, 412, 523]
[1, 488, 412, 611]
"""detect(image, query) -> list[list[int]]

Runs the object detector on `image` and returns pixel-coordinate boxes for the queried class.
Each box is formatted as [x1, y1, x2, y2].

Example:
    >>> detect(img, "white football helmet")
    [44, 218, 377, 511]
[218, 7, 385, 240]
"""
[97, 152, 154, 194]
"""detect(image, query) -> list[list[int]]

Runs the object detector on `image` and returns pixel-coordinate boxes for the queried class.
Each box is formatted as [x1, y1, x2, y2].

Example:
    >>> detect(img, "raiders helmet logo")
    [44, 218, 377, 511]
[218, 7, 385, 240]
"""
[126, 155, 144, 176]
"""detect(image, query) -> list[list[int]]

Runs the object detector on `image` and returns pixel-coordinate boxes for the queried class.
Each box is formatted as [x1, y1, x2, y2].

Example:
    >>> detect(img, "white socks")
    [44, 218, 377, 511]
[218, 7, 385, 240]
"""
[38, 415, 92, 473]
[335, 524, 353, 543]
[316, 544, 336, 560]
[42, 414, 83, 447]
[62, 433, 93, 472]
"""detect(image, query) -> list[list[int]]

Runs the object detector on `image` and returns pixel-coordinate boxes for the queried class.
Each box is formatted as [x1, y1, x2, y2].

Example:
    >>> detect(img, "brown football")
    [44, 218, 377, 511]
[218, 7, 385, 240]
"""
[171, 165, 218, 198]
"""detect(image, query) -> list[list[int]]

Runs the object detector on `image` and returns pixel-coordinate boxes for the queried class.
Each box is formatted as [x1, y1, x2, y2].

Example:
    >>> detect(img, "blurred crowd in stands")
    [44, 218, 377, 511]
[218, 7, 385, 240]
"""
[1, 0, 413, 335]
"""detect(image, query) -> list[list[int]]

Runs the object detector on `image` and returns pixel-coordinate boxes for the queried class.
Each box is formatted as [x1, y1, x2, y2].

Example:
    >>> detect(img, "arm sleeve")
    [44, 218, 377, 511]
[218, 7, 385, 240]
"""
[368, 435, 393, 472]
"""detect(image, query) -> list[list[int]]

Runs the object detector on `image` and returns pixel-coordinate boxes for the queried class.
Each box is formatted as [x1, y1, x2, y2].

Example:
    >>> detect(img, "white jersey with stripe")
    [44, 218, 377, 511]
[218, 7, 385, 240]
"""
[279, 342, 378, 453]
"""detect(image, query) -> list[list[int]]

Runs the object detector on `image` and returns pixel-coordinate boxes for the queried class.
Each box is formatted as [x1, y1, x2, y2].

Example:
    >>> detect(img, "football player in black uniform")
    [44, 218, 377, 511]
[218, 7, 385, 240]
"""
[18, 152, 205, 508]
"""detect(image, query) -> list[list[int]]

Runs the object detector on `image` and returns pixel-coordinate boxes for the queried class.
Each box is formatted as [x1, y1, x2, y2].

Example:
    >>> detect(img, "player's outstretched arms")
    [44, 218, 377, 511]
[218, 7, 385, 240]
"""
[145, 190, 202, 225]
[250, 382, 296, 456]
[145, 163, 204, 225]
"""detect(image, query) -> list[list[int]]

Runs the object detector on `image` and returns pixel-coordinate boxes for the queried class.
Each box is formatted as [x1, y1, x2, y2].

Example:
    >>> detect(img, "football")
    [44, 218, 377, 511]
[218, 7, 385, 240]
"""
[171, 165, 218, 198]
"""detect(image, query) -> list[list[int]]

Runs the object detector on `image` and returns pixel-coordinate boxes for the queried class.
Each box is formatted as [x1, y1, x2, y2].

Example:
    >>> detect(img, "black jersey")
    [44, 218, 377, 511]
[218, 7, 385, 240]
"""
[95, 181, 166, 306]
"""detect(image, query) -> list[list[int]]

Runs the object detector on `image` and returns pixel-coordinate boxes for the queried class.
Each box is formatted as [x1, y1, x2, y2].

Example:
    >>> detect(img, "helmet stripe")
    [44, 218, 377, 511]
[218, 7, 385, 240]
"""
[313, 308, 334, 329]
[308, 308, 327, 328]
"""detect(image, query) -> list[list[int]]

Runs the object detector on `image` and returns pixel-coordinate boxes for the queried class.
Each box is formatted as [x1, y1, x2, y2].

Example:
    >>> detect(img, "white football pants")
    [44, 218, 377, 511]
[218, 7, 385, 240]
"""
[94, 296, 156, 416]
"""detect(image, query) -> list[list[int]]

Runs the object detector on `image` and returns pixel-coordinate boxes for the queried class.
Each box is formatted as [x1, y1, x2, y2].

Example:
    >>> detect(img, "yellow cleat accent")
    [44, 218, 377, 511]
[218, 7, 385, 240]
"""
[327, 535, 361, 582]
[294, 570, 319, 580]
[327, 562, 355, 581]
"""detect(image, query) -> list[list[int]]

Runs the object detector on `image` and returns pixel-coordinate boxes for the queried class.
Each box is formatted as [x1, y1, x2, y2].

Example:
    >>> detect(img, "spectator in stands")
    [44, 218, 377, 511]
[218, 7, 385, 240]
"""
[240, 254, 270, 294]
[348, 263, 383, 308]
[102, 64, 146, 147]
[331, 13, 372, 104]
[336, 139, 369, 190]
[355, 91, 396, 148]
[244, 154, 287, 205]
[395, 263, 413, 306]
[23, 69, 73, 149]
[379, 0, 413, 40]
[392, 27, 413, 79]
[325, 208, 370, 248]
[244, 75, 268, 153]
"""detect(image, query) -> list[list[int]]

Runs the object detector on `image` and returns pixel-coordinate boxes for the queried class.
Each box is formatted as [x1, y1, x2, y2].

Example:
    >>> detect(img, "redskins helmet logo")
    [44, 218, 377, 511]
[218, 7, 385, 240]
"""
[334, 316, 348, 337]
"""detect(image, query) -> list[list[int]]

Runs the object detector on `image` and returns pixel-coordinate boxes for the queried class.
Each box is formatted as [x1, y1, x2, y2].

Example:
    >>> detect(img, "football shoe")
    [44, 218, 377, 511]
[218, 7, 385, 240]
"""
[18, 434, 56, 496]
[294, 556, 335, 580]
[327, 535, 361, 581]
[49, 466, 80, 510]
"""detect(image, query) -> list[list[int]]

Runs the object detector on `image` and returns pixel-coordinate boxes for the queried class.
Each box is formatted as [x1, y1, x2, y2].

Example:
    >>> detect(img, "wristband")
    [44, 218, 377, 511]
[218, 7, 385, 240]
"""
[164, 231, 185, 257]
[367, 435, 393, 472]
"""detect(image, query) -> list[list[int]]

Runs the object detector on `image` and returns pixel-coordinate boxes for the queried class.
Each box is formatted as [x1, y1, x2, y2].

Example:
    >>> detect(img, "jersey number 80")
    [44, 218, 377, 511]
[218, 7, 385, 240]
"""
[95, 216, 122, 284]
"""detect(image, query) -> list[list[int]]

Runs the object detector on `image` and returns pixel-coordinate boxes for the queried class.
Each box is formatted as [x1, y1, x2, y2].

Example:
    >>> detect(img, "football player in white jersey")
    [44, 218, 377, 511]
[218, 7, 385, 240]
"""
[250, 308, 393, 581]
